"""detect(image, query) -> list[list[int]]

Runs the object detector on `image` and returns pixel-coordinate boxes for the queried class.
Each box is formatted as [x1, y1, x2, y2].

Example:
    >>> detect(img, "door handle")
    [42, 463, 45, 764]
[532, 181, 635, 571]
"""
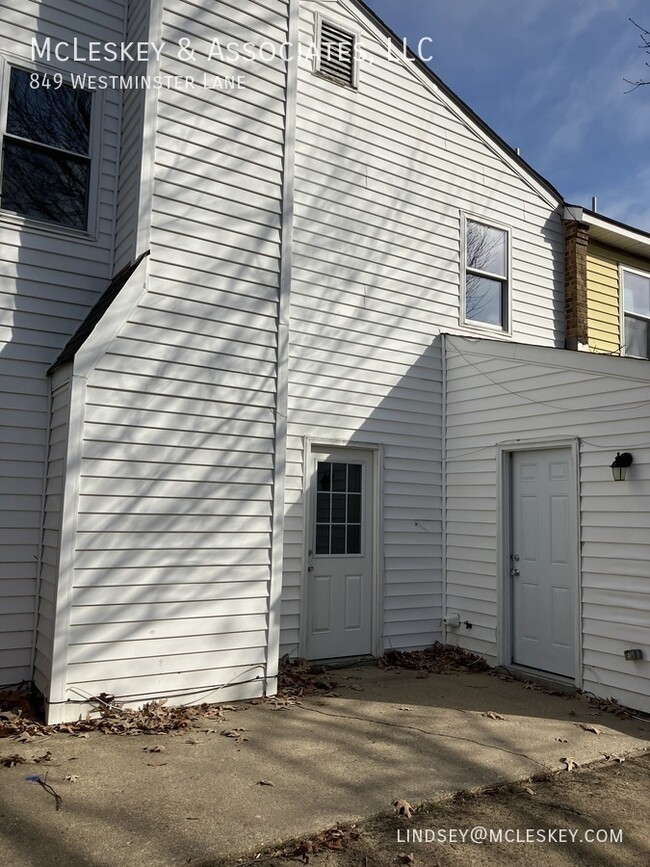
[307, 565, 314, 572]
[510, 568, 520, 577]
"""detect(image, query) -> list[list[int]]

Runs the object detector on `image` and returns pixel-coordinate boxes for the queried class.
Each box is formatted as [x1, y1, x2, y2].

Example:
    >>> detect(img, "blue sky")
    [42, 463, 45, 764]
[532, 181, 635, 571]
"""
[364, 0, 650, 231]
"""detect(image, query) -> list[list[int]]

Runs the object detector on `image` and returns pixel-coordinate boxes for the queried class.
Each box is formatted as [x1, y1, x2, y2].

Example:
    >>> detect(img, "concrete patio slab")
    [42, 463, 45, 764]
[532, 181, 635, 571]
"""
[0, 666, 648, 867]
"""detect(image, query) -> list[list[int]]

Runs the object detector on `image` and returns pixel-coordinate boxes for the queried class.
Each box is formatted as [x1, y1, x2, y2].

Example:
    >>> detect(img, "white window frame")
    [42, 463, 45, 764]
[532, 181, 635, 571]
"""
[0, 53, 101, 240]
[460, 212, 512, 335]
[313, 13, 360, 91]
[620, 264, 650, 359]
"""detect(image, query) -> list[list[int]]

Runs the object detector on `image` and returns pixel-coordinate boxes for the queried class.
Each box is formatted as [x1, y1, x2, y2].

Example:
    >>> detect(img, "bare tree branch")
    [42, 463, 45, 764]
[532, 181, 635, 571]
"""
[624, 18, 650, 92]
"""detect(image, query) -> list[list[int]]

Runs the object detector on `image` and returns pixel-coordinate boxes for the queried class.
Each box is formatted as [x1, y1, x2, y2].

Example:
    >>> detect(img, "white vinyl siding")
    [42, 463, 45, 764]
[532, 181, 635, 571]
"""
[48, 0, 289, 713]
[445, 336, 650, 713]
[113, 0, 152, 271]
[280, 2, 564, 656]
[0, 0, 123, 686]
[33, 368, 71, 694]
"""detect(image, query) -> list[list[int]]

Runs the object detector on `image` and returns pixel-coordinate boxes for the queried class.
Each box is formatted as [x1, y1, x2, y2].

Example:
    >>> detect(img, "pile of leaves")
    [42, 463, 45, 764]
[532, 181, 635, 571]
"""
[0, 688, 238, 739]
[379, 642, 490, 674]
[579, 692, 638, 720]
[277, 824, 360, 863]
[274, 657, 338, 701]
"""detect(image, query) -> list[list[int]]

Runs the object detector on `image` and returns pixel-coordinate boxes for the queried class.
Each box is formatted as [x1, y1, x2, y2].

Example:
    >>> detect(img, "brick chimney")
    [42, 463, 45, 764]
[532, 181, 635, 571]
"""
[564, 220, 590, 350]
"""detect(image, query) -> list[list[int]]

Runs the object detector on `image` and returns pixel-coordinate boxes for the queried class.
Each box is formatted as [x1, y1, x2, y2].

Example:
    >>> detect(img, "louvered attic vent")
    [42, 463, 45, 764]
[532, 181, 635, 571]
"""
[317, 20, 357, 88]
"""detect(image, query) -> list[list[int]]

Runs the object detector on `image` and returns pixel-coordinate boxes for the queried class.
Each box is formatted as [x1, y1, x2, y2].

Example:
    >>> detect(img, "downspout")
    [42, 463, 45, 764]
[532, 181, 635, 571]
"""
[266, 0, 299, 693]
[440, 333, 448, 641]
[29, 382, 53, 683]
[46, 371, 87, 724]
[135, 0, 164, 258]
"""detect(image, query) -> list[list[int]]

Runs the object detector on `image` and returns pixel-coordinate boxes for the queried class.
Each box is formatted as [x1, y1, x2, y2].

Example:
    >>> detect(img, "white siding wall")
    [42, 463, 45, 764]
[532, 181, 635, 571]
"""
[33, 368, 71, 694]
[280, 1, 564, 655]
[53, 0, 289, 710]
[113, 0, 151, 271]
[445, 336, 650, 713]
[0, 0, 124, 685]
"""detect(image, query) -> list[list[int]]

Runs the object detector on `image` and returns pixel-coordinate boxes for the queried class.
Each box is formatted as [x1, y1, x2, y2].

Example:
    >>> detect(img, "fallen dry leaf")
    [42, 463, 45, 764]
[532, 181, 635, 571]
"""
[561, 757, 579, 771]
[482, 711, 505, 720]
[64, 774, 79, 783]
[32, 751, 54, 763]
[1, 754, 26, 767]
[221, 728, 249, 743]
[399, 854, 415, 866]
[555, 738, 568, 743]
[602, 754, 625, 763]
[147, 761, 168, 767]
[257, 779, 275, 786]
[142, 745, 165, 753]
[12, 733, 43, 744]
[392, 799, 414, 818]
[575, 723, 601, 735]
[293, 824, 359, 863]
[523, 787, 536, 796]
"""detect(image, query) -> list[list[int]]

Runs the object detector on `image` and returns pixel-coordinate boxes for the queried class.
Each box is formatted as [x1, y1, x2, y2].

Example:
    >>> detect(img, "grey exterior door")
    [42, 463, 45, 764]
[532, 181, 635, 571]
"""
[511, 448, 576, 678]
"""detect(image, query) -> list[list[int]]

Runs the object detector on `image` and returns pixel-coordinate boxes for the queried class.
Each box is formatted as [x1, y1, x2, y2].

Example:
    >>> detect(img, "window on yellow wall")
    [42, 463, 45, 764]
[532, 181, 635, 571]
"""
[622, 268, 650, 359]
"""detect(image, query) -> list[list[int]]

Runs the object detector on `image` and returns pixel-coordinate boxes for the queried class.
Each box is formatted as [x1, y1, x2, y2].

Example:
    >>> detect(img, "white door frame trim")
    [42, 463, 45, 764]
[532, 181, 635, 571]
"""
[496, 437, 582, 688]
[300, 437, 383, 660]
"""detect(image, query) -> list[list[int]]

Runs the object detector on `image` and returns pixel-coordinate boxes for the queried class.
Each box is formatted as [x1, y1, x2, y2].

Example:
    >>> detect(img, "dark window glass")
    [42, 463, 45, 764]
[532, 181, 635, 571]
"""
[317, 463, 331, 491]
[348, 464, 361, 492]
[313, 461, 363, 555]
[331, 525, 346, 554]
[1, 68, 91, 229]
[331, 493, 346, 523]
[347, 494, 361, 523]
[347, 525, 361, 554]
[316, 525, 330, 555]
[7, 69, 91, 154]
[316, 493, 330, 523]
[332, 463, 346, 491]
[2, 140, 89, 230]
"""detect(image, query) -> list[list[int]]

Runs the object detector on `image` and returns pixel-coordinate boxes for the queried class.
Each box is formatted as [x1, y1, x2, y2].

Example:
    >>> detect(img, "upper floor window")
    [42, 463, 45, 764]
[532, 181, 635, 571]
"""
[1, 67, 92, 230]
[463, 217, 510, 330]
[622, 268, 650, 359]
[314, 18, 358, 89]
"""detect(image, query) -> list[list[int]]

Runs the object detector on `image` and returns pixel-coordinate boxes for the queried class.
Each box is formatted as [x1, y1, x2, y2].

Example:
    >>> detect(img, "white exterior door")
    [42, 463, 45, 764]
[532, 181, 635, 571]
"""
[511, 448, 576, 678]
[305, 448, 374, 660]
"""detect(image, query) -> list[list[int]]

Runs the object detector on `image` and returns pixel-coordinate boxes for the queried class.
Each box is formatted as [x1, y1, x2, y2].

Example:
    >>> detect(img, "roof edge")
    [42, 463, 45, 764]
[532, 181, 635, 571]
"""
[48, 251, 149, 375]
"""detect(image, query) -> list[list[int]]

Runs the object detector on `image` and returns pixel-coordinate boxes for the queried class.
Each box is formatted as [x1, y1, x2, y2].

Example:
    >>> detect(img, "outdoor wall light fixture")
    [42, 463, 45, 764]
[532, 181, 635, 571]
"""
[610, 452, 633, 481]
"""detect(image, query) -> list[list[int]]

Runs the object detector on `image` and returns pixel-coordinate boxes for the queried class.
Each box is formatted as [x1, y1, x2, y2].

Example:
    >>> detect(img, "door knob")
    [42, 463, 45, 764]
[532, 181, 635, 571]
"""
[510, 568, 520, 577]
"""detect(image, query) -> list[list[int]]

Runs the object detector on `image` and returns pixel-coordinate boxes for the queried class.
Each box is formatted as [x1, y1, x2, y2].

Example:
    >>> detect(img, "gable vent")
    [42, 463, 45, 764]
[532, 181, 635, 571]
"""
[317, 20, 357, 88]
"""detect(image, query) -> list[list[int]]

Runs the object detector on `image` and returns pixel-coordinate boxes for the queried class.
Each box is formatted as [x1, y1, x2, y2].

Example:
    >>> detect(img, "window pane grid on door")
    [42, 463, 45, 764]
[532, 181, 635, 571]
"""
[315, 461, 362, 555]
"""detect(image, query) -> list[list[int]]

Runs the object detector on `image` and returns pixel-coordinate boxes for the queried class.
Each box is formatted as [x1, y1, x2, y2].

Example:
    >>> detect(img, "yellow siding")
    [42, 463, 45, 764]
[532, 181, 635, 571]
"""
[586, 244, 620, 354]
[586, 242, 650, 355]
